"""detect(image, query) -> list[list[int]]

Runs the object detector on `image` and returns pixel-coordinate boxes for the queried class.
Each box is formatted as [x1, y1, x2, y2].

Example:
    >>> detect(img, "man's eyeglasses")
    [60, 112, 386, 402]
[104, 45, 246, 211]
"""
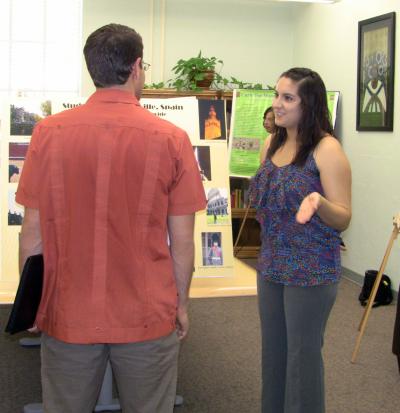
[142, 62, 151, 72]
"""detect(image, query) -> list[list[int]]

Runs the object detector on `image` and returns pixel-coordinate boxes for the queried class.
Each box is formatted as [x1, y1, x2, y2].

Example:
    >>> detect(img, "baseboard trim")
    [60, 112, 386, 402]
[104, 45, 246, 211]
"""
[341, 266, 364, 286]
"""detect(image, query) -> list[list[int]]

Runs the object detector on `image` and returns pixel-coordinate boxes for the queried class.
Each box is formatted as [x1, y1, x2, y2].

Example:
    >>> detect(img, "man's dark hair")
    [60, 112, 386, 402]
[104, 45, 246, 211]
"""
[267, 67, 334, 166]
[263, 106, 273, 120]
[83, 23, 143, 88]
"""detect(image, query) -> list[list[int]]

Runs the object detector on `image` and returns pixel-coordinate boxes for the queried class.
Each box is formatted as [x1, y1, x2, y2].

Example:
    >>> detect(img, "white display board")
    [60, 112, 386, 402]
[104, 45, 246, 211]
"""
[1, 99, 52, 295]
[0, 95, 236, 298]
[141, 97, 234, 277]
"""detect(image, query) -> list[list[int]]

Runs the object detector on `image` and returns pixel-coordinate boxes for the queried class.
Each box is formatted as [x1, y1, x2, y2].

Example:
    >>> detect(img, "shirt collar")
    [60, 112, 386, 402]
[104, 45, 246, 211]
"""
[87, 88, 140, 106]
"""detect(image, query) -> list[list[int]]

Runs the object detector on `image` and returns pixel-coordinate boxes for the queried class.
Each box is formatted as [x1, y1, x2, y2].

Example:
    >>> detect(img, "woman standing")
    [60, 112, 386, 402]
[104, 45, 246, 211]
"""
[251, 67, 351, 413]
[260, 106, 276, 163]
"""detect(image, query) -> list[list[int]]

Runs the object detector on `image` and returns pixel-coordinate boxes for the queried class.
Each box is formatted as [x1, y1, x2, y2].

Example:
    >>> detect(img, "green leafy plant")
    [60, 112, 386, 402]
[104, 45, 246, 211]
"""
[214, 74, 266, 90]
[169, 51, 223, 91]
[144, 81, 166, 89]
[142, 52, 274, 91]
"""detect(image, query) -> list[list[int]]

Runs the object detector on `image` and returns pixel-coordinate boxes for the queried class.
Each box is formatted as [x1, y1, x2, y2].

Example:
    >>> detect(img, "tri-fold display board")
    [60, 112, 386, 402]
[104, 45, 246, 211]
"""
[0, 95, 235, 297]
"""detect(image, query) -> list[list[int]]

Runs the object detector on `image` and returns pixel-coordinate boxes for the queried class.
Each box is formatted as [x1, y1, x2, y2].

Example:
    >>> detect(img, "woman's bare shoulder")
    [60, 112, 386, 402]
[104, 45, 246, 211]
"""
[314, 135, 342, 158]
[314, 134, 349, 171]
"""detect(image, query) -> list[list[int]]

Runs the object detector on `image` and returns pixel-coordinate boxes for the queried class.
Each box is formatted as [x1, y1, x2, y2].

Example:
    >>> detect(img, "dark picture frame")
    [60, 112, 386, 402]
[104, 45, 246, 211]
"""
[356, 12, 396, 131]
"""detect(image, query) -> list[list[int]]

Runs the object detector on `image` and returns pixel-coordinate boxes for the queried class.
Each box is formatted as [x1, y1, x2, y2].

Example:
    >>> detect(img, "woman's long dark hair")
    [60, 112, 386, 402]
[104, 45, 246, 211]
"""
[267, 67, 334, 166]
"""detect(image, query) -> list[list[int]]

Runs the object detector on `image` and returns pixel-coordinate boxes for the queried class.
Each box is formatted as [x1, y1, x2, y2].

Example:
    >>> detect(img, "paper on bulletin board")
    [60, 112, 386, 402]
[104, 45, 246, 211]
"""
[228, 89, 275, 178]
[193, 143, 234, 278]
[142, 96, 234, 277]
[51, 97, 87, 115]
[141, 96, 200, 141]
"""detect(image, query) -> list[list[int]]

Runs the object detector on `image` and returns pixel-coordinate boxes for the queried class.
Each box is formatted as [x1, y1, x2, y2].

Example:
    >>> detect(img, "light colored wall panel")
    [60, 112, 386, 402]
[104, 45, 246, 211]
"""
[81, 0, 153, 96]
[164, 0, 295, 88]
[82, 1, 296, 94]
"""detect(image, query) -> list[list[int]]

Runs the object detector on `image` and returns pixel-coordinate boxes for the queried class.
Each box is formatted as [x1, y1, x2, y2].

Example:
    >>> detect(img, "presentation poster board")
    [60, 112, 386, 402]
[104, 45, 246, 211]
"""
[1, 98, 53, 295]
[141, 97, 234, 278]
[228, 89, 275, 178]
[1, 96, 235, 298]
[142, 96, 200, 138]
[0, 98, 86, 296]
[229, 89, 341, 178]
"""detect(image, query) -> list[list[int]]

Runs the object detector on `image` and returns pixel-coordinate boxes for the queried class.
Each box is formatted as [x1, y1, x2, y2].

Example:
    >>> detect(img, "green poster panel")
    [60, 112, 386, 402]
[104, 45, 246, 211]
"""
[229, 90, 340, 178]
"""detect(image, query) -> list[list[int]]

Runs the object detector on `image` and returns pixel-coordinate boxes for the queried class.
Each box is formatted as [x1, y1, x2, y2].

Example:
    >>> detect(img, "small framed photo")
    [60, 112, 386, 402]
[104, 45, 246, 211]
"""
[356, 12, 396, 131]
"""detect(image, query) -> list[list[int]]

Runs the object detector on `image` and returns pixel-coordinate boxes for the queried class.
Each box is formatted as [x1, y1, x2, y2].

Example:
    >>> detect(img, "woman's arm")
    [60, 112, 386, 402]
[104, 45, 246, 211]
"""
[296, 136, 352, 231]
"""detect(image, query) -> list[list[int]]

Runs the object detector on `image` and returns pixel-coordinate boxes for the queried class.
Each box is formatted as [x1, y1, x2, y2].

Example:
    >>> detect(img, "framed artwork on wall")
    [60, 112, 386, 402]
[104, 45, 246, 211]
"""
[356, 12, 396, 131]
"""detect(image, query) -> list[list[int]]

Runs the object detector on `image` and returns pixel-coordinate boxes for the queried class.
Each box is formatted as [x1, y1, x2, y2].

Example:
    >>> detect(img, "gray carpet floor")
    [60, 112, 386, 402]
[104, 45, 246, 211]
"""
[1, 278, 399, 413]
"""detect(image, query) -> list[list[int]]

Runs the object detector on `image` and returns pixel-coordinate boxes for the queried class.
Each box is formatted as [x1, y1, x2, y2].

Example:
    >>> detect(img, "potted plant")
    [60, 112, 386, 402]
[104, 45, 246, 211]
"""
[169, 51, 223, 91]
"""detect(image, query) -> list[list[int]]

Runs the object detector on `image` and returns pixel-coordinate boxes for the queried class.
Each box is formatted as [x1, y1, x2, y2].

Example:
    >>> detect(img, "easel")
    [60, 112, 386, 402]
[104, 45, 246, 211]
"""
[233, 203, 252, 257]
[351, 219, 400, 363]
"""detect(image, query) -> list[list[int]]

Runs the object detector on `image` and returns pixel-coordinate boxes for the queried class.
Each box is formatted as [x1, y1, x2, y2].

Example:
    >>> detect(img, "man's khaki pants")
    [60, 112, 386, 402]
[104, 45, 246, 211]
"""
[40, 331, 179, 413]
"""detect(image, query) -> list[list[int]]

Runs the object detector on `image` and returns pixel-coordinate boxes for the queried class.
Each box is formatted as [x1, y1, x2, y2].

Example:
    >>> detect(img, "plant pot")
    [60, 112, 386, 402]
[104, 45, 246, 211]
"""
[196, 70, 215, 89]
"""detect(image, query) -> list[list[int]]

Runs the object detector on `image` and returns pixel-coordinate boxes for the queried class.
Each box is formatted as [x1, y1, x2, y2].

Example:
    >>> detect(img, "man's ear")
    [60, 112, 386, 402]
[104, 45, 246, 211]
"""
[131, 57, 142, 79]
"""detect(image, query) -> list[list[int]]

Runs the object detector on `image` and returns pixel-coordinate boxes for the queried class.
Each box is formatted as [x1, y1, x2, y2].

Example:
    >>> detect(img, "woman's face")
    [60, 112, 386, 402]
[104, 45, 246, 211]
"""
[263, 111, 275, 134]
[272, 76, 302, 130]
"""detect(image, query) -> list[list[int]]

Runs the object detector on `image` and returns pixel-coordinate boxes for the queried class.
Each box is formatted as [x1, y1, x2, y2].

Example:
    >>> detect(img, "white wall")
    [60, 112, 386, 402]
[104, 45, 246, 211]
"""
[81, 0, 296, 95]
[81, 0, 154, 96]
[163, 0, 295, 87]
[292, 0, 400, 289]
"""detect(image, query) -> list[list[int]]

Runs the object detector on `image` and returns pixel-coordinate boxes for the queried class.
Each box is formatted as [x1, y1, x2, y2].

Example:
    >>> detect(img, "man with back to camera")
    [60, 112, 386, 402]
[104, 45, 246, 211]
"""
[16, 23, 206, 413]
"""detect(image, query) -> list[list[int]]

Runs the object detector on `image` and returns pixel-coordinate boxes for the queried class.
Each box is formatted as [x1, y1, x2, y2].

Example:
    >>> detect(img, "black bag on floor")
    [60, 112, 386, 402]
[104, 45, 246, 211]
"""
[358, 270, 393, 308]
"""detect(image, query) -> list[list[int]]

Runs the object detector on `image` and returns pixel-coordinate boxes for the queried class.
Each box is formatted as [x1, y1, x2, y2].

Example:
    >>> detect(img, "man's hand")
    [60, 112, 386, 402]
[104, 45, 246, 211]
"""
[296, 192, 321, 224]
[176, 305, 189, 340]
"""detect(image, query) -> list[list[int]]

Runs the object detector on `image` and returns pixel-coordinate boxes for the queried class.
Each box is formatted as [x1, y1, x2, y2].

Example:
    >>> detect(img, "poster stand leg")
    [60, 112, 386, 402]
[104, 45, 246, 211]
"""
[19, 337, 41, 347]
[233, 203, 251, 257]
[94, 361, 120, 411]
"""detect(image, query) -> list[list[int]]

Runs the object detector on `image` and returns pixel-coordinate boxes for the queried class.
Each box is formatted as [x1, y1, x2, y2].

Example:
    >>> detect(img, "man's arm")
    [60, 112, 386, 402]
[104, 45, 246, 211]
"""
[167, 214, 195, 340]
[19, 208, 43, 274]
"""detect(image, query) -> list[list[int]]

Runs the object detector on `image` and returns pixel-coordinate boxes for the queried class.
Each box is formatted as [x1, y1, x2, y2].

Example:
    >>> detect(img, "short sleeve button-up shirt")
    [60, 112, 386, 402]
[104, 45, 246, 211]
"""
[16, 89, 207, 344]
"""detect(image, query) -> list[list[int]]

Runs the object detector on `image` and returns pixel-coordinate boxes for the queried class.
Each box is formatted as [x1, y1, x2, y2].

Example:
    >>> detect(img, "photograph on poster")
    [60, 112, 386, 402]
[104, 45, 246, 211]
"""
[10, 100, 51, 136]
[8, 190, 24, 225]
[9, 142, 29, 183]
[201, 232, 223, 266]
[198, 100, 226, 141]
[232, 137, 260, 152]
[356, 12, 396, 131]
[193, 145, 211, 181]
[206, 188, 230, 225]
